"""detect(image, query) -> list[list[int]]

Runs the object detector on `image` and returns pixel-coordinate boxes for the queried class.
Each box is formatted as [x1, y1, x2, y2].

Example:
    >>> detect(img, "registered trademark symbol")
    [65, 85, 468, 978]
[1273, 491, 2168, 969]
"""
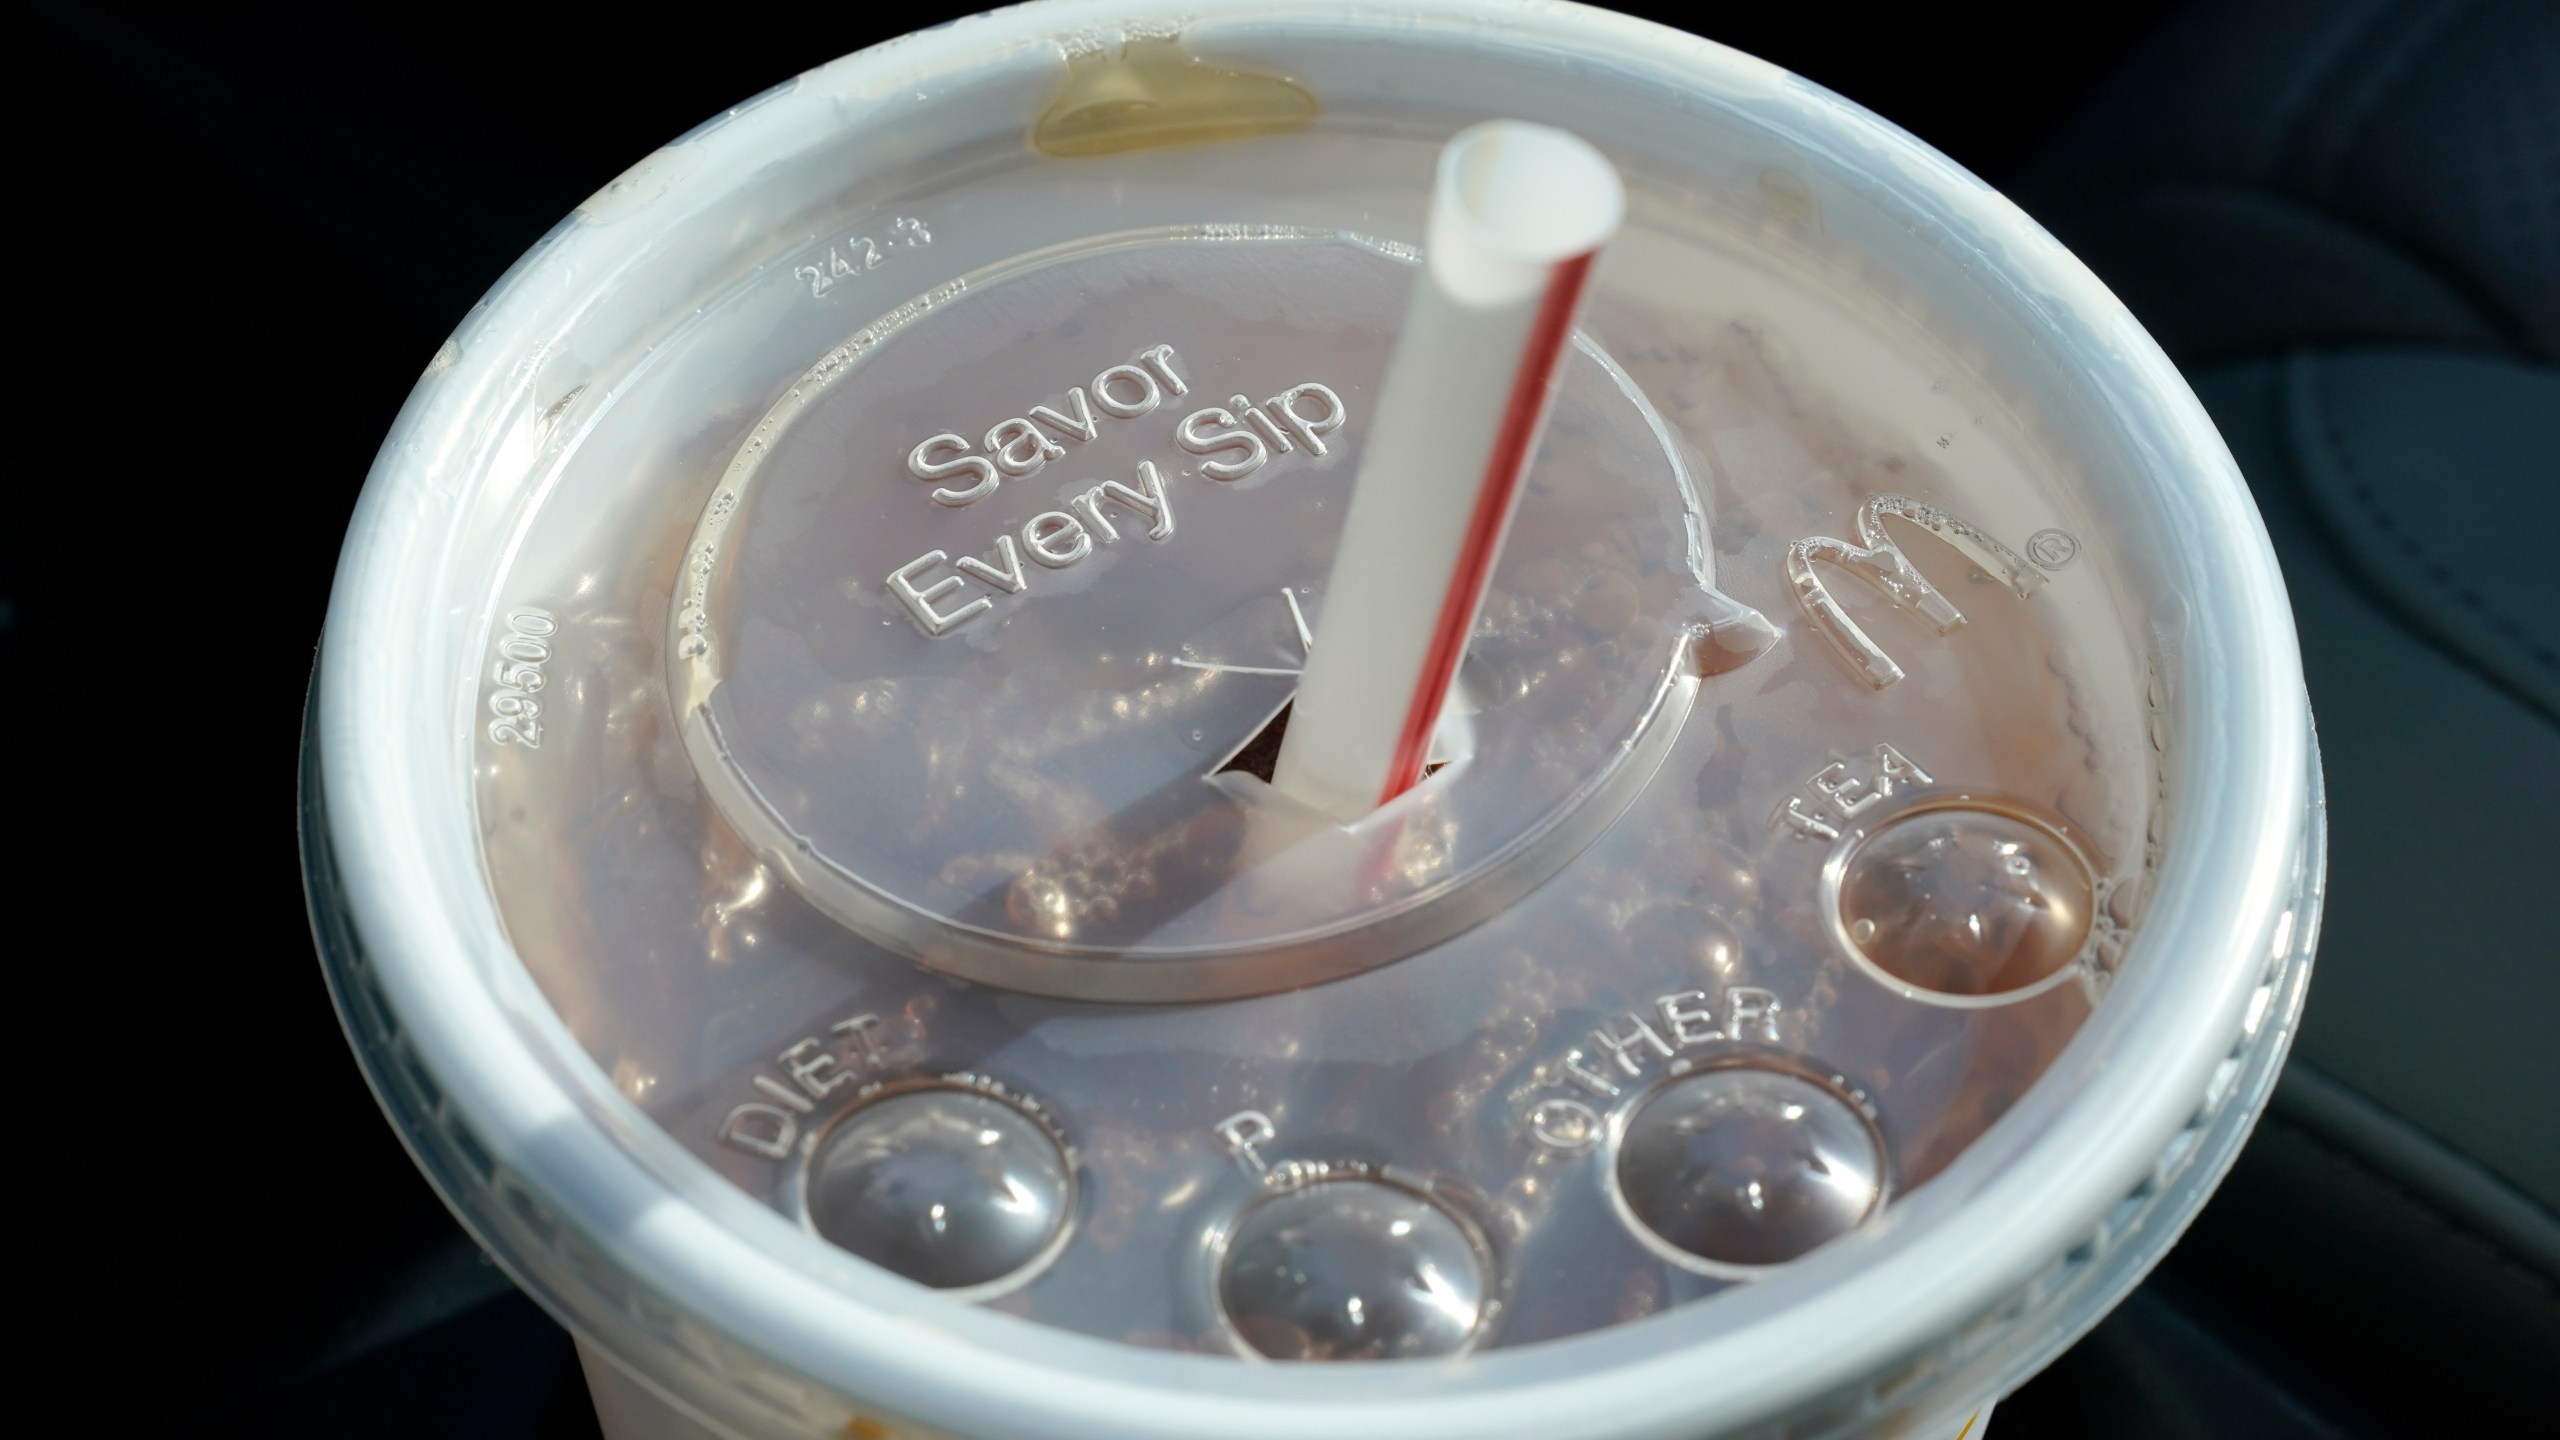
[2026, 528, 2080, 570]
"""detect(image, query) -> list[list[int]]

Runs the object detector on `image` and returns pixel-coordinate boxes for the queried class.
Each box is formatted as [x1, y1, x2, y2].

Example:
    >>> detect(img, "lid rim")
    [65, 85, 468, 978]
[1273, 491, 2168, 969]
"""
[313, 2, 2322, 1435]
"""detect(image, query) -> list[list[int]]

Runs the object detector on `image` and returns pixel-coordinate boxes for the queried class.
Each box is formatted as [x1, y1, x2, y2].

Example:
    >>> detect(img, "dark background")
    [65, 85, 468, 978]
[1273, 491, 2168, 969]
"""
[9, 2, 2552, 1437]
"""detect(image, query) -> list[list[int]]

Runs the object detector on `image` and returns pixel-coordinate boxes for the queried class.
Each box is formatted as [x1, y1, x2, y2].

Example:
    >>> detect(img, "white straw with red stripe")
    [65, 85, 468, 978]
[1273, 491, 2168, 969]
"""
[1273, 120, 1625, 824]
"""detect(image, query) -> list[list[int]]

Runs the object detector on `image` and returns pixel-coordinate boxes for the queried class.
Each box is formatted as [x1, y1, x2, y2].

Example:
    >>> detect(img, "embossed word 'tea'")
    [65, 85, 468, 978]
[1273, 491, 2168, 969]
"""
[1770, 742, 1934, 843]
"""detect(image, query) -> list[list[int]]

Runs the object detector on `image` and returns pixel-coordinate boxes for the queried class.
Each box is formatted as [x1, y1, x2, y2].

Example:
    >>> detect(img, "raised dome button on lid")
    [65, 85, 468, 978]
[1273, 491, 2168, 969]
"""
[1838, 803, 2096, 999]
[1217, 1174, 1490, 1360]
[1612, 1066, 1887, 1271]
[801, 1085, 1074, 1294]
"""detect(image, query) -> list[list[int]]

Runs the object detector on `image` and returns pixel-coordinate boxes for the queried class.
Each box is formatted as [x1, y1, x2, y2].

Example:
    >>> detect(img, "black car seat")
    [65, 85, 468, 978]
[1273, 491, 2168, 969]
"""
[1998, 2, 2560, 1433]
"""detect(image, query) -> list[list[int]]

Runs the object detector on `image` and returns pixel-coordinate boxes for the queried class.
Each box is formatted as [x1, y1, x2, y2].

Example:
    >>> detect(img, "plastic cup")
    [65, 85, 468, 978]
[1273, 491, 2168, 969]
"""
[302, 3, 2324, 1437]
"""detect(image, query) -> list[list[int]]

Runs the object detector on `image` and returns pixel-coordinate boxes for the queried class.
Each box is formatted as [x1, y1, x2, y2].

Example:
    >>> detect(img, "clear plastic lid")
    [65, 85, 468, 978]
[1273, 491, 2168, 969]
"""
[307, 4, 2322, 1436]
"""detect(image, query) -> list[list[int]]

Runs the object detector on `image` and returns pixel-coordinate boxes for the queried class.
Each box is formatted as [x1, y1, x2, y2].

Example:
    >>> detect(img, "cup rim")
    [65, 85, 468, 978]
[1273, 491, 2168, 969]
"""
[315, 2, 2318, 1435]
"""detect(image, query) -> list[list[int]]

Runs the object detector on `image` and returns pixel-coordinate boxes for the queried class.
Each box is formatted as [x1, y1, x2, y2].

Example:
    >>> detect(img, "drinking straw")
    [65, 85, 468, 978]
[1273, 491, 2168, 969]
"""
[1272, 120, 1624, 823]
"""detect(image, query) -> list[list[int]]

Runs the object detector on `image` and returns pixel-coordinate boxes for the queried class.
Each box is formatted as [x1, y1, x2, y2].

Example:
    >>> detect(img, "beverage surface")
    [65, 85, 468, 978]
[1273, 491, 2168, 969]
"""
[471, 119, 2154, 1357]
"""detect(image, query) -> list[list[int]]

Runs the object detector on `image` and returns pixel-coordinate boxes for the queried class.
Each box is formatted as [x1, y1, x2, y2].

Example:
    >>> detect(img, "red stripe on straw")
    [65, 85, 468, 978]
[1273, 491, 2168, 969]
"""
[1378, 250, 1597, 805]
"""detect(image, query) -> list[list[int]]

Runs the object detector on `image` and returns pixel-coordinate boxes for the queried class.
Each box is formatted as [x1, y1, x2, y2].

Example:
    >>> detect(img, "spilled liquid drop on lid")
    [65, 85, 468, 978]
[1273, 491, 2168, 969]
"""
[1034, 36, 1318, 157]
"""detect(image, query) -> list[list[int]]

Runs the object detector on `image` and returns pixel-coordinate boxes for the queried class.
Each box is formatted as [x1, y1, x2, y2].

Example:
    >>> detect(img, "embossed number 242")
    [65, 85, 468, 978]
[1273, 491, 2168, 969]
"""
[795, 216, 930, 298]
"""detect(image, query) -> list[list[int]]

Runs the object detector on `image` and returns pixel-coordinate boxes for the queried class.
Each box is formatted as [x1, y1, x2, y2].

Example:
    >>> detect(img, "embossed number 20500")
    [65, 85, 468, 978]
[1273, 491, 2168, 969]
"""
[486, 609, 557, 748]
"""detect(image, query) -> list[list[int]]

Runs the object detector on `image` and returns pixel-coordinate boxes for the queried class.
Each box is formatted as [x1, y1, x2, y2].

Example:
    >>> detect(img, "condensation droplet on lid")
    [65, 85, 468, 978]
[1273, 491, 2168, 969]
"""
[1622, 900, 1745, 985]
[1033, 36, 1317, 157]
[577, 144, 706, 223]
